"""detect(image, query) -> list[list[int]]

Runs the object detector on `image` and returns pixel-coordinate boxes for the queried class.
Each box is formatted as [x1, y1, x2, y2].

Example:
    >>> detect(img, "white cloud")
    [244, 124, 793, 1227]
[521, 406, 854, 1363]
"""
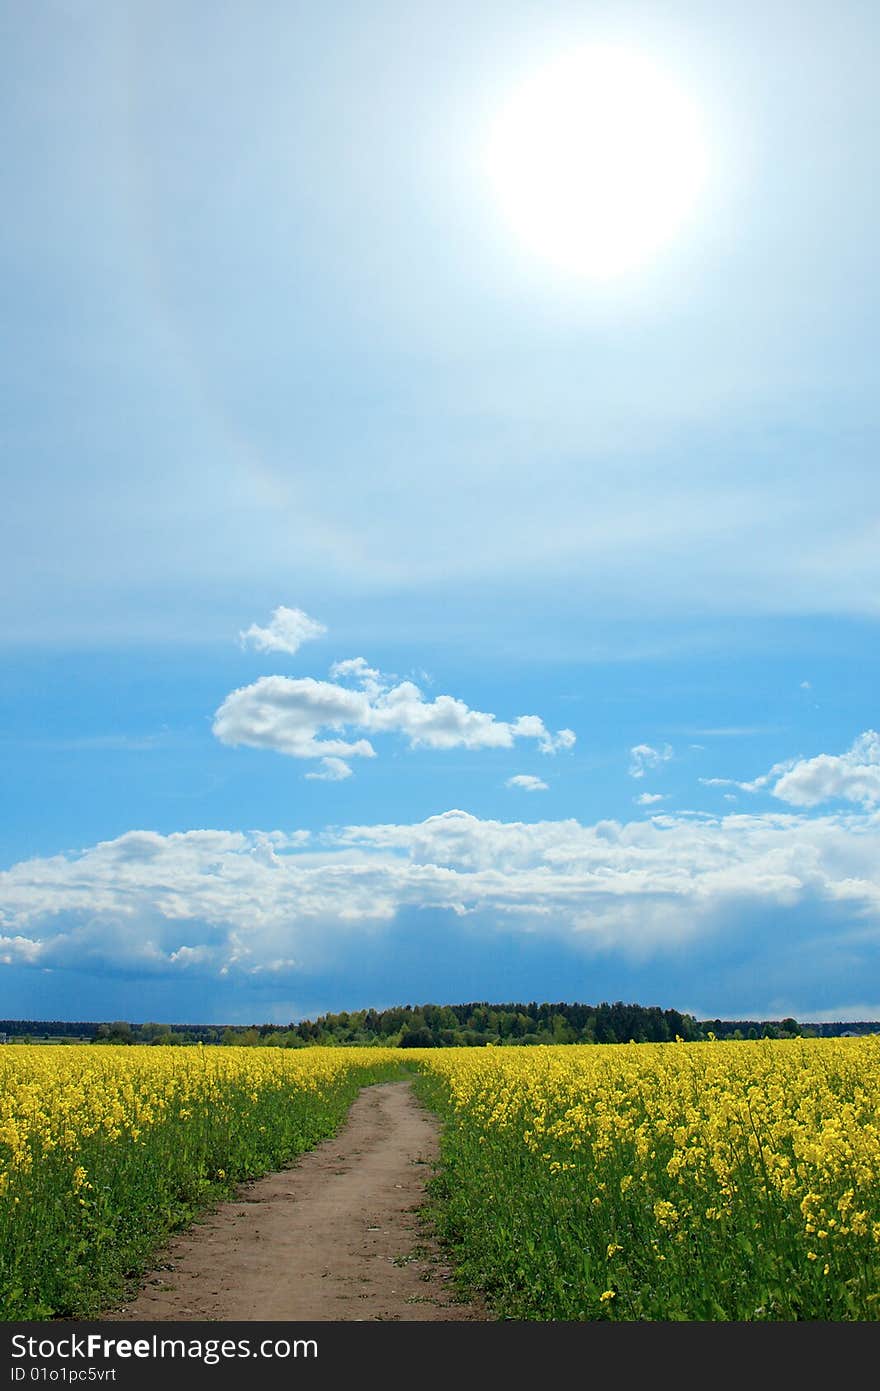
[213, 667, 575, 775]
[635, 792, 666, 805]
[239, 606, 327, 656]
[506, 774, 549, 792]
[629, 743, 673, 779]
[3, 808, 880, 980]
[328, 657, 385, 697]
[0, 934, 44, 965]
[700, 773, 775, 793]
[772, 731, 880, 808]
[305, 757, 353, 782]
[702, 733, 880, 809]
[214, 676, 378, 763]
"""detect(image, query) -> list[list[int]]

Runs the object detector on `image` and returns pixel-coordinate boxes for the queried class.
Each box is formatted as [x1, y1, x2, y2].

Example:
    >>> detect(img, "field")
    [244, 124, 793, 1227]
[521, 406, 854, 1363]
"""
[413, 1037, 880, 1320]
[2, 1038, 879, 1320]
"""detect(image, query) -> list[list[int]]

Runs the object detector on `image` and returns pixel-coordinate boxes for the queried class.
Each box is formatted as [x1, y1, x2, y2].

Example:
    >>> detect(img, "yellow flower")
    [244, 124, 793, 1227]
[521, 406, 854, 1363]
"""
[71, 1166, 91, 1193]
[653, 1199, 679, 1228]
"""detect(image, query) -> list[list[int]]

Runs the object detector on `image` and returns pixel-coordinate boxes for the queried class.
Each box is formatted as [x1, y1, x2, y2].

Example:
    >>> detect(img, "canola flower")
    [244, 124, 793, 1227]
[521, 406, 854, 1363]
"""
[412, 1037, 880, 1320]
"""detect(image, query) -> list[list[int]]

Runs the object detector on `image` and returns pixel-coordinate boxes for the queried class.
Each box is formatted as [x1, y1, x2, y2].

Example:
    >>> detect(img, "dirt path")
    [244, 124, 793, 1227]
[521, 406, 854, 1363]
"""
[108, 1081, 487, 1322]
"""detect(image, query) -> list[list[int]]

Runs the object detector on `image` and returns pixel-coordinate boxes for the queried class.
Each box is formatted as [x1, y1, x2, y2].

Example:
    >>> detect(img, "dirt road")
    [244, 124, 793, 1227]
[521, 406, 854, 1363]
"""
[108, 1081, 487, 1322]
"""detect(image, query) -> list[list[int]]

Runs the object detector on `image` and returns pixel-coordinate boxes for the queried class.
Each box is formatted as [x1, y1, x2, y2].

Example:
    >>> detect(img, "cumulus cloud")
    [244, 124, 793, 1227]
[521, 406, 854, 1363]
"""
[3, 809, 880, 986]
[772, 732, 880, 808]
[214, 676, 378, 763]
[635, 792, 666, 805]
[239, 605, 326, 655]
[628, 743, 673, 779]
[213, 665, 575, 775]
[506, 774, 549, 792]
[702, 733, 880, 809]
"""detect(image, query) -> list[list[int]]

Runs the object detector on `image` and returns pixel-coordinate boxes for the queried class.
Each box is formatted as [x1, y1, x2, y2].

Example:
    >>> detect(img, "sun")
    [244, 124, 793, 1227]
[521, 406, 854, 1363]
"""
[486, 46, 708, 279]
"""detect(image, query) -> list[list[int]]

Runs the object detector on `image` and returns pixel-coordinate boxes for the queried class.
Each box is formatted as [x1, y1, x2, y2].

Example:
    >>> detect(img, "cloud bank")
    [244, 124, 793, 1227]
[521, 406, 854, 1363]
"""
[2, 809, 879, 994]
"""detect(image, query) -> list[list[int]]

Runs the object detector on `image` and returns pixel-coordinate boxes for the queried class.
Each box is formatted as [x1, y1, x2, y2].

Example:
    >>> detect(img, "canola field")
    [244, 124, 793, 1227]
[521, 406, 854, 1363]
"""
[412, 1037, 880, 1320]
[2, 1038, 879, 1320]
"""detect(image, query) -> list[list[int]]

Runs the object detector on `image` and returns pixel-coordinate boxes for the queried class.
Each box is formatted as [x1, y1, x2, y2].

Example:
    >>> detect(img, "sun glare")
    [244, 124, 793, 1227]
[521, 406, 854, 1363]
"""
[486, 46, 708, 279]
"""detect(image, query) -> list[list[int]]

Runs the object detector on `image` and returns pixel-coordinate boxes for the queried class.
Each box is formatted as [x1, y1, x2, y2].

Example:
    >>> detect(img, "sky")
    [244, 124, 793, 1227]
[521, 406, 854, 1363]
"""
[2, 0, 879, 1025]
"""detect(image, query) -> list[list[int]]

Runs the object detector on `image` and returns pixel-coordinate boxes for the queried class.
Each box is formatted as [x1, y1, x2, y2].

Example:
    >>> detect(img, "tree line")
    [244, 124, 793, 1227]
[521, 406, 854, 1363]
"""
[2, 1003, 871, 1047]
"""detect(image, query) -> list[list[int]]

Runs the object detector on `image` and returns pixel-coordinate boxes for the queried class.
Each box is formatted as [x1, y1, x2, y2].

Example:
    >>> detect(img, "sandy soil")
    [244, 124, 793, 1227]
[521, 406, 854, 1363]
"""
[106, 1081, 488, 1322]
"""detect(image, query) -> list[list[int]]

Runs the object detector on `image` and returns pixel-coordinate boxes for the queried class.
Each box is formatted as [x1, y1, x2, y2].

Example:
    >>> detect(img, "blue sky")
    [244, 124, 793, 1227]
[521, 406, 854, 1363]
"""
[2, 0, 879, 1024]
